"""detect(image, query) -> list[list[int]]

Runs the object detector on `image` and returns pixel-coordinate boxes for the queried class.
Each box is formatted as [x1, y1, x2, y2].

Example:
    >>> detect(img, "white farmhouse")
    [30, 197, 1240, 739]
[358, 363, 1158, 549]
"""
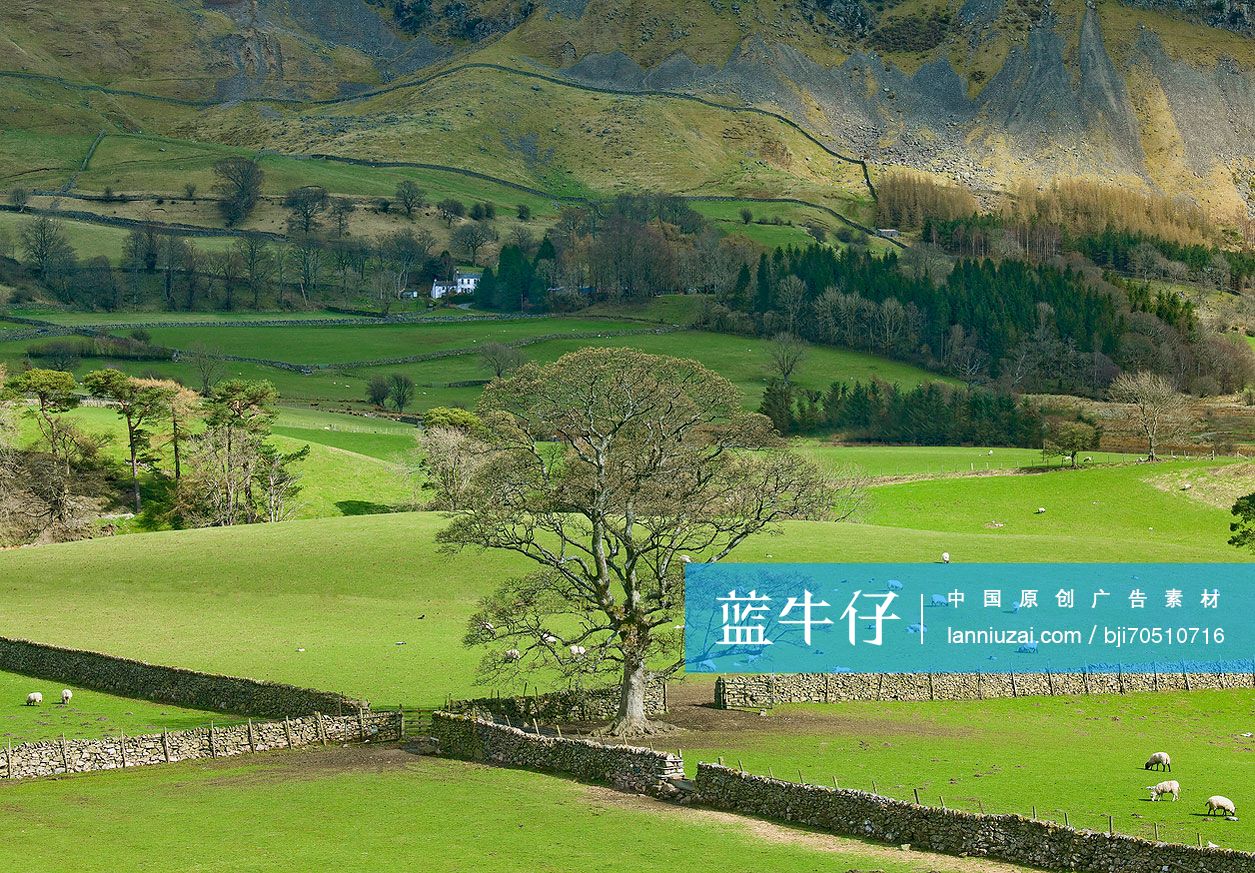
[430, 271, 482, 300]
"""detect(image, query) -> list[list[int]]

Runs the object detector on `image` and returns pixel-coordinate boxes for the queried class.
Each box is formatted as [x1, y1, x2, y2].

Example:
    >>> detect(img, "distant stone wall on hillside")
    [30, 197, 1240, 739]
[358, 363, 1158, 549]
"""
[0, 710, 400, 781]
[432, 712, 682, 796]
[695, 763, 1255, 873]
[0, 636, 365, 718]
[447, 680, 667, 723]
[715, 669, 1255, 707]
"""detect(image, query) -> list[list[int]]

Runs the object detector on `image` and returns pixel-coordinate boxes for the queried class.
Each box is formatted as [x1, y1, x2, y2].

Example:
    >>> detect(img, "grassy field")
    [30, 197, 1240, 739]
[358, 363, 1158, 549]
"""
[15, 406, 413, 523]
[0, 749, 1025, 873]
[796, 442, 1142, 478]
[0, 320, 945, 412]
[134, 317, 640, 365]
[0, 456, 1244, 708]
[0, 670, 230, 745]
[4, 309, 382, 325]
[677, 691, 1255, 851]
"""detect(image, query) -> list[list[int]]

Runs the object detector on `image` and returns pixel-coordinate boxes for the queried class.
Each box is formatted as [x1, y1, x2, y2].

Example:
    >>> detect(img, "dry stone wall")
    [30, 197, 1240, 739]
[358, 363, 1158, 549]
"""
[0, 636, 364, 718]
[431, 712, 683, 796]
[715, 669, 1255, 707]
[695, 764, 1255, 873]
[1, 711, 400, 781]
[447, 680, 667, 723]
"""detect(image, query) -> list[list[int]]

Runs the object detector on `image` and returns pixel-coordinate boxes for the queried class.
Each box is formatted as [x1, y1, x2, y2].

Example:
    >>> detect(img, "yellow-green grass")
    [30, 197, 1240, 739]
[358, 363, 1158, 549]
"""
[15, 406, 412, 523]
[678, 690, 1255, 851]
[0, 326, 975, 413]
[3, 309, 383, 325]
[272, 406, 415, 463]
[77, 134, 564, 219]
[690, 200, 894, 253]
[0, 211, 235, 264]
[0, 751, 1005, 873]
[134, 317, 641, 365]
[278, 67, 869, 208]
[582, 294, 711, 325]
[0, 456, 1244, 709]
[537, 331, 949, 405]
[795, 442, 1141, 478]
[863, 458, 1239, 547]
[0, 670, 231, 745]
[0, 130, 95, 190]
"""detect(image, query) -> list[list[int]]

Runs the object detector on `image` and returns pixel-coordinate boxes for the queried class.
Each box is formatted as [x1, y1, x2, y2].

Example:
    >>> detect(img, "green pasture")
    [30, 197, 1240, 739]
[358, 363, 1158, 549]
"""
[679, 691, 1255, 851]
[0, 321, 945, 412]
[0, 670, 231, 745]
[796, 442, 1141, 478]
[0, 130, 94, 190]
[0, 211, 235, 264]
[0, 752, 996, 873]
[134, 317, 638, 365]
[862, 459, 1238, 548]
[14, 406, 412, 523]
[4, 309, 377, 325]
[77, 134, 564, 218]
[0, 453, 1243, 708]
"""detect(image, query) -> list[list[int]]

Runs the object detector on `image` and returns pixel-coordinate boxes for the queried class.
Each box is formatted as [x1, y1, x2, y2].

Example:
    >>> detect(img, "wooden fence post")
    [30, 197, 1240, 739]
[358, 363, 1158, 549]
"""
[247, 719, 255, 753]
[4, 739, 11, 779]
[119, 731, 126, 768]
[284, 717, 294, 749]
[162, 730, 171, 763]
[209, 721, 216, 758]
[357, 707, 366, 739]
[60, 735, 69, 773]
[316, 711, 327, 746]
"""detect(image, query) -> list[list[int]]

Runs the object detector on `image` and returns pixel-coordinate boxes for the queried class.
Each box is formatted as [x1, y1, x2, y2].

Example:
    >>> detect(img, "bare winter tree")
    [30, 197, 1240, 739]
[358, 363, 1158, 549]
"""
[434, 348, 843, 736]
[212, 157, 263, 226]
[479, 342, 524, 378]
[419, 426, 488, 510]
[184, 342, 226, 395]
[1109, 371, 1187, 461]
[769, 332, 806, 384]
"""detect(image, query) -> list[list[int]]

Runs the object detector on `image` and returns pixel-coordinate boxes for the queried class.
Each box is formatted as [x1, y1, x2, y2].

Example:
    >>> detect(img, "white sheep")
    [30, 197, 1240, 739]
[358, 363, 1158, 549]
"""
[25, 692, 42, 706]
[941, 552, 951, 564]
[504, 648, 521, 661]
[60, 689, 72, 705]
[1147, 780, 1180, 801]
[1205, 796, 1236, 816]
[1145, 751, 1172, 772]
[568, 644, 587, 656]
[1035, 507, 1047, 514]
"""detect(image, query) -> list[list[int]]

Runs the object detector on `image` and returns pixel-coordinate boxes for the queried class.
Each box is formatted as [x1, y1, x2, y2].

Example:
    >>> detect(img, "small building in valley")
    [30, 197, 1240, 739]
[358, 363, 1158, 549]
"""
[430, 271, 482, 300]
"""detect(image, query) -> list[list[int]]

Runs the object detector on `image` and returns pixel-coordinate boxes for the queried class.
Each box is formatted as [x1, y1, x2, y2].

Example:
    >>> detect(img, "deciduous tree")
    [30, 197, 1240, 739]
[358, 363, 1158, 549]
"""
[437, 348, 843, 735]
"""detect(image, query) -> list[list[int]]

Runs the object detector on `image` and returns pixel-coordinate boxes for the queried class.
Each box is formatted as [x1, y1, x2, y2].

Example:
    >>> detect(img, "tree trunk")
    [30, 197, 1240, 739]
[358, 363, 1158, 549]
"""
[607, 656, 661, 737]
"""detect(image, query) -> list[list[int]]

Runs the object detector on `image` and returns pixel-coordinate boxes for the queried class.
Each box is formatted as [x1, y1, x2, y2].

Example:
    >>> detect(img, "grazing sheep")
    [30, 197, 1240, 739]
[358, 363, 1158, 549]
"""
[1147, 780, 1180, 801]
[504, 648, 521, 661]
[568, 644, 586, 656]
[941, 552, 951, 564]
[1035, 507, 1047, 514]
[25, 692, 42, 706]
[1206, 796, 1236, 816]
[60, 689, 72, 705]
[1145, 752, 1172, 772]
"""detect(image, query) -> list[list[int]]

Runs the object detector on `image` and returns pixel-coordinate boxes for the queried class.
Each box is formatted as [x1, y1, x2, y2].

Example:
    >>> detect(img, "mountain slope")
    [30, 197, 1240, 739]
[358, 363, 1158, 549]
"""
[0, 0, 1251, 217]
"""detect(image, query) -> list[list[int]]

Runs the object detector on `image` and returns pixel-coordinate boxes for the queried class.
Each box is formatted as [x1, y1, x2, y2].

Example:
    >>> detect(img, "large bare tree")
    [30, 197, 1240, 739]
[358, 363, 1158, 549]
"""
[433, 348, 843, 735]
[1109, 371, 1187, 461]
